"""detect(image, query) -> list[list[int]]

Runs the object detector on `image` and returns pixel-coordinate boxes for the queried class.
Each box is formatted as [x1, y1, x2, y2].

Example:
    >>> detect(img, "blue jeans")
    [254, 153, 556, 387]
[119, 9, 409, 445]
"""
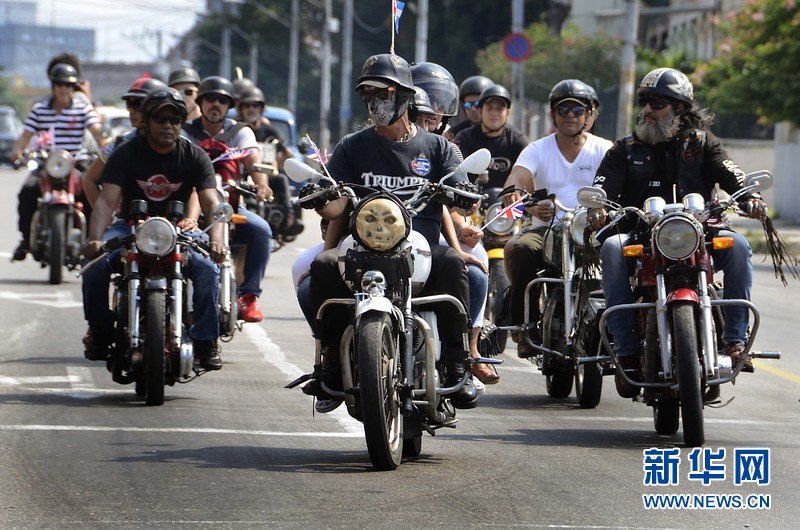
[82, 229, 220, 342]
[232, 207, 272, 297]
[296, 274, 315, 330]
[466, 263, 488, 327]
[601, 229, 753, 357]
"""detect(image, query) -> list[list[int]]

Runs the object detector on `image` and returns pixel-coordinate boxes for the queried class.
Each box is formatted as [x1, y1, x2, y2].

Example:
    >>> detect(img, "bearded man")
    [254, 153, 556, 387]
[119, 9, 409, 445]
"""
[587, 68, 768, 398]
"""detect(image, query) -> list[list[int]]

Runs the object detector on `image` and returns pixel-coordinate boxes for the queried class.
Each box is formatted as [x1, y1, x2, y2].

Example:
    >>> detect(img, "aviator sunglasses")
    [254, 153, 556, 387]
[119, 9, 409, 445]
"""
[462, 101, 479, 110]
[638, 96, 671, 110]
[555, 104, 587, 117]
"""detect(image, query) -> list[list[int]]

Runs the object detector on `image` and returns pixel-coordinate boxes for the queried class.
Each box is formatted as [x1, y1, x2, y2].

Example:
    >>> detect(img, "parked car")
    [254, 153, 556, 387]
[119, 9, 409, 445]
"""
[95, 105, 131, 143]
[0, 106, 24, 164]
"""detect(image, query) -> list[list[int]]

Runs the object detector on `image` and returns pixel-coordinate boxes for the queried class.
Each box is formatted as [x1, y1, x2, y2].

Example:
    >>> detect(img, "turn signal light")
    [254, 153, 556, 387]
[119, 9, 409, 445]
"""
[231, 213, 248, 224]
[623, 244, 644, 257]
[712, 237, 735, 250]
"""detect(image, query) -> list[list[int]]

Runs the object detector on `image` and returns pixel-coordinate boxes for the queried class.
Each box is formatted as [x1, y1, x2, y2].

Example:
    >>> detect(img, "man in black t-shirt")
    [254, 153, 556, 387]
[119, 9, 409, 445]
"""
[81, 88, 227, 371]
[455, 84, 529, 189]
[308, 53, 478, 413]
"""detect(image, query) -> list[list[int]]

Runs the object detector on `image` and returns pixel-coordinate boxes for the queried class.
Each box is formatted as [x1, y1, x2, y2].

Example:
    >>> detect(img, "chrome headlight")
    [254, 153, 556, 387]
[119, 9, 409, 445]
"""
[682, 193, 705, 220]
[353, 196, 408, 252]
[44, 149, 73, 180]
[570, 209, 589, 247]
[653, 214, 702, 260]
[135, 217, 177, 258]
[484, 202, 515, 236]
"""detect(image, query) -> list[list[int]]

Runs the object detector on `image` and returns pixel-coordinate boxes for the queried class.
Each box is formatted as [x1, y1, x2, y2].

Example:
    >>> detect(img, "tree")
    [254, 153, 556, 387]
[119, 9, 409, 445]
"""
[697, 0, 800, 127]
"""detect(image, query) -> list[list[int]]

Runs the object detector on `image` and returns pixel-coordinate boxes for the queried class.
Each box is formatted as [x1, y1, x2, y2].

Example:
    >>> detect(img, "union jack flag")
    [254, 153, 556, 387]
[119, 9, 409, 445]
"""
[305, 134, 329, 165]
[498, 197, 526, 219]
[211, 147, 253, 163]
[32, 127, 55, 150]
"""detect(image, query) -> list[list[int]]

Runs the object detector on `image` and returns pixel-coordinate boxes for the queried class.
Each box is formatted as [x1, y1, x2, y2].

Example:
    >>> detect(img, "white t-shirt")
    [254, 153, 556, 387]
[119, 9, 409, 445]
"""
[513, 132, 612, 227]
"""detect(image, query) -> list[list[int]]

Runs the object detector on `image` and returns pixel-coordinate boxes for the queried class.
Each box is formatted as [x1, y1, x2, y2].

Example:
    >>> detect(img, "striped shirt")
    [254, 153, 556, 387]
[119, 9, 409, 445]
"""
[23, 96, 100, 154]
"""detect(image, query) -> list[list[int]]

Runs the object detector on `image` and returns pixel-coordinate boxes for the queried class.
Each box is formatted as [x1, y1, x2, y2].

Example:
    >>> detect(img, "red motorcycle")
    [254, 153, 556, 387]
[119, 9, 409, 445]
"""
[577, 171, 780, 446]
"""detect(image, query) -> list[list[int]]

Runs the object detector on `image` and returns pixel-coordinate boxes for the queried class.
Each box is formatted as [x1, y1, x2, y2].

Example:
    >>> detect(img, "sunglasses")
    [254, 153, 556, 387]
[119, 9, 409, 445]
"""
[181, 87, 198, 96]
[53, 81, 74, 88]
[125, 99, 143, 110]
[241, 102, 262, 109]
[151, 114, 182, 125]
[359, 86, 395, 103]
[462, 101, 479, 110]
[638, 96, 671, 110]
[203, 93, 230, 104]
[555, 104, 587, 117]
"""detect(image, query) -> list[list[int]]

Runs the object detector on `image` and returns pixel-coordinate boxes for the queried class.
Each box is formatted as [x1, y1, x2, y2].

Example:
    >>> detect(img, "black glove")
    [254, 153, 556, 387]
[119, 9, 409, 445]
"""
[298, 183, 337, 210]
[449, 181, 481, 211]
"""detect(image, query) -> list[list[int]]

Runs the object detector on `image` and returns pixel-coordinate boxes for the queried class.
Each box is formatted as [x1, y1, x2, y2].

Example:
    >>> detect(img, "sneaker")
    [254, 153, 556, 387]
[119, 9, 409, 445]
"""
[194, 340, 223, 370]
[614, 354, 641, 398]
[724, 341, 754, 373]
[237, 294, 263, 323]
[83, 325, 113, 361]
[12, 241, 28, 262]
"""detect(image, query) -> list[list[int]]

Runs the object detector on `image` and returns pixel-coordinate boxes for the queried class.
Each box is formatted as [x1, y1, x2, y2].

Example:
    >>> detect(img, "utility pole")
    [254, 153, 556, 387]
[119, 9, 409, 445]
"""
[289, 0, 299, 115]
[616, 0, 640, 138]
[415, 0, 429, 63]
[220, 1, 232, 78]
[339, 0, 354, 138]
[511, 0, 525, 129]
[320, 0, 333, 150]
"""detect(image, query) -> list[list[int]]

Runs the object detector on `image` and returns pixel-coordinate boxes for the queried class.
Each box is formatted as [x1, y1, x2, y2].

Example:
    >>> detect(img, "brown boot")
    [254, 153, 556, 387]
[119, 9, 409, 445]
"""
[725, 341, 754, 373]
[471, 359, 500, 385]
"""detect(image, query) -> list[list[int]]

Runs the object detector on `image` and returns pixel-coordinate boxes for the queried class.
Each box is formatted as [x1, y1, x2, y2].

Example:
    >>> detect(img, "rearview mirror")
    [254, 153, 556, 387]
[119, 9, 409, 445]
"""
[459, 148, 491, 175]
[577, 186, 607, 209]
[285, 158, 323, 184]
[744, 170, 773, 192]
[212, 202, 234, 222]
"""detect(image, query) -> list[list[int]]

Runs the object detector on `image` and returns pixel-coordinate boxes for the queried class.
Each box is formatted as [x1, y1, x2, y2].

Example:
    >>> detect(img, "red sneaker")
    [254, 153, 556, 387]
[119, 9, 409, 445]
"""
[237, 294, 263, 322]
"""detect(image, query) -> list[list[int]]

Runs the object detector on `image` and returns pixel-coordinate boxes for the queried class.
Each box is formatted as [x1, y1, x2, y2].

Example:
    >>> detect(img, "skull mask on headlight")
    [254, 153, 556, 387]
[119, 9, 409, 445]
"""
[354, 198, 406, 251]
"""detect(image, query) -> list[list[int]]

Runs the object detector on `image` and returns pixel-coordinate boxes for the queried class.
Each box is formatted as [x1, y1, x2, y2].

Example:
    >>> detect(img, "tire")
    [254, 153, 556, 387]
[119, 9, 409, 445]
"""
[47, 208, 66, 285]
[402, 435, 422, 458]
[357, 311, 402, 471]
[219, 267, 238, 337]
[542, 291, 572, 398]
[144, 291, 166, 406]
[654, 398, 680, 434]
[672, 302, 705, 447]
[575, 327, 603, 408]
[486, 260, 509, 352]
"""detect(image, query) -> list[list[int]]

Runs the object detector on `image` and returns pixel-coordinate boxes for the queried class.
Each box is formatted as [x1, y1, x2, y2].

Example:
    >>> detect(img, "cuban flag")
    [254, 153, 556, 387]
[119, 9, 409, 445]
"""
[393, 0, 405, 33]
[211, 147, 253, 163]
[498, 197, 526, 219]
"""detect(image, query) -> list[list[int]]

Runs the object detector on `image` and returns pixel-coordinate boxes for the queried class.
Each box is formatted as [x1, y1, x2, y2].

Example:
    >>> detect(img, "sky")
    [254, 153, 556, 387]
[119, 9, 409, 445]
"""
[35, 0, 206, 63]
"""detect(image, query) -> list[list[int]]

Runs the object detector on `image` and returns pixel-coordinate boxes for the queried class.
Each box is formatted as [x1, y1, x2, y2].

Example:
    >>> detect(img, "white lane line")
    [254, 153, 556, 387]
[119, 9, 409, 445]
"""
[67, 366, 94, 390]
[0, 424, 360, 437]
[243, 325, 362, 434]
[0, 375, 82, 386]
[0, 290, 83, 308]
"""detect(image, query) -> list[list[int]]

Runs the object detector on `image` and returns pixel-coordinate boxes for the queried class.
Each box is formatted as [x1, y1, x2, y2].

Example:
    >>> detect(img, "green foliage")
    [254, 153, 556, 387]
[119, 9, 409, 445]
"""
[476, 22, 621, 103]
[697, 0, 800, 126]
[0, 76, 26, 115]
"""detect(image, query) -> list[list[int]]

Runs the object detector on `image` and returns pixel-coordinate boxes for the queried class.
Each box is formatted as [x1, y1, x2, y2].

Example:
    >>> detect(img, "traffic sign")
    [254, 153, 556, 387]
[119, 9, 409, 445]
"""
[503, 32, 532, 63]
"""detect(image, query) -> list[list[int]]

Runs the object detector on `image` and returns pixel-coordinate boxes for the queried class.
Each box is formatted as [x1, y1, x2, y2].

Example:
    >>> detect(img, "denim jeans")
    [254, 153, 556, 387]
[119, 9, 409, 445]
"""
[466, 263, 488, 327]
[601, 229, 753, 357]
[82, 229, 220, 342]
[232, 207, 272, 297]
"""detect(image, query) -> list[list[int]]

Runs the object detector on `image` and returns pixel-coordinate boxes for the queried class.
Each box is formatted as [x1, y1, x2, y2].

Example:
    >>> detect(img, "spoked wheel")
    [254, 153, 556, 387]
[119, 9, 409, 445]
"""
[672, 302, 704, 447]
[144, 291, 166, 406]
[357, 311, 402, 470]
[542, 292, 572, 398]
[219, 267, 238, 337]
[575, 326, 603, 408]
[486, 260, 509, 352]
[47, 208, 66, 285]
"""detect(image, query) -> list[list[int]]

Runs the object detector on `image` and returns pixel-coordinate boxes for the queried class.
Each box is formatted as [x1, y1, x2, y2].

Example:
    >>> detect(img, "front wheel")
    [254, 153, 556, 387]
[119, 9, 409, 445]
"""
[47, 208, 66, 285]
[357, 311, 402, 471]
[672, 302, 704, 447]
[144, 291, 167, 406]
[542, 292, 572, 398]
[574, 327, 603, 408]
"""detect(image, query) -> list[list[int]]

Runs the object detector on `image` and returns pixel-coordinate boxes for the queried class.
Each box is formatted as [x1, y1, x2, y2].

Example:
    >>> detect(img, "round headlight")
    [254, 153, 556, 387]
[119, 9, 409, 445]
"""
[484, 202, 515, 236]
[44, 150, 73, 180]
[653, 214, 701, 260]
[135, 217, 177, 258]
[570, 209, 590, 247]
[354, 197, 407, 252]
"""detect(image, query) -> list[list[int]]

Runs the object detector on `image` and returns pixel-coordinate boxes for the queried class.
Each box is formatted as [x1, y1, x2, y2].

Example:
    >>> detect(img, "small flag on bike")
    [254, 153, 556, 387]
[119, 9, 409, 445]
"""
[480, 197, 525, 230]
[32, 126, 55, 150]
[305, 134, 329, 165]
[211, 147, 253, 163]
[393, 0, 405, 33]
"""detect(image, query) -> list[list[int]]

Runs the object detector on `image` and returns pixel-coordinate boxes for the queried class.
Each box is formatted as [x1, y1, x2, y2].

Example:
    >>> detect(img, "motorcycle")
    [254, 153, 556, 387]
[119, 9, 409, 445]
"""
[17, 147, 94, 284]
[576, 171, 781, 446]
[80, 200, 232, 406]
[284, 149, 501, 470]
[514, 191, 610, 408]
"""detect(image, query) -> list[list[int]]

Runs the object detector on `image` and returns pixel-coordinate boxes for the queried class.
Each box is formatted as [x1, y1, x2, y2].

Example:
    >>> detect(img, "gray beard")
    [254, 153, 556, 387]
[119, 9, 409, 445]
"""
[635, 108, 679, 144]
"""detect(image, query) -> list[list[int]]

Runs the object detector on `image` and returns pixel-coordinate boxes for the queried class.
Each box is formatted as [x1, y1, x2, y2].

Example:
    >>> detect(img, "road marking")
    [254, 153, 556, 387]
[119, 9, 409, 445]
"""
[243, 325, 362, 434]
[0, 424, 361, 438]
[0, 375, 81, 386]
[67, 366, 94, 390]
[0, 290, 83, 308]
[752, 360, 800, 384]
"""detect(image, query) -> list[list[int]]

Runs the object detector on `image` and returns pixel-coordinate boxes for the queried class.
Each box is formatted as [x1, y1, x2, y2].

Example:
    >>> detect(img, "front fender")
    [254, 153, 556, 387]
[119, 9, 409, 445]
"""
[667, 288, 698, 304]
[355, 296, 394, 319]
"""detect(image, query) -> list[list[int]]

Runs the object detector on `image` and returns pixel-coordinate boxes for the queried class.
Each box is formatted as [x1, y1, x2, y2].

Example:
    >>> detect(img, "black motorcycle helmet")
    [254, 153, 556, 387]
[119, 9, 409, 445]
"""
[410, 62, 459, 117]
[587, 84, 600, 110]
[232, 77, 256, 101]
[142, 87, 188, 122]
[637, 67, 694, 106]
[238, 86, 265, 106]
[408, 87, 435, 123]
[459, 75, 493, 101]
[477, 84, 512, 109]
[548, 79, 593, 108]
[355, 54, 415, 125]
[197, 76, 235, 107]
[123, 77, 168, 101]
[48, 63, 79, 85]
[167, 67, 201, 87]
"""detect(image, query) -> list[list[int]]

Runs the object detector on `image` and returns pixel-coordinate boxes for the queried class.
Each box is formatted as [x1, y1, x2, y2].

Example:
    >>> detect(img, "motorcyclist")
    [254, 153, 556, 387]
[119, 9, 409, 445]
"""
[502, 79, 613, 357]
[410, 62, 497, 386]
[307, 53, 479, 412]
[80, 88, 226, 370]
[587, 67, 767, 397]
[455, 83, 529, 189]
[168, 67, 202, 122]
[182, 76, 274, 323]
[82, 77, 169, 209]
[449, 75, 494, 137]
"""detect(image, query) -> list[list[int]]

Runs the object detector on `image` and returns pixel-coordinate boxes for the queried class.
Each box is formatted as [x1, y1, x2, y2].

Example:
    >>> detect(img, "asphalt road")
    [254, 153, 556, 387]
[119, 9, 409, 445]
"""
[0, 166, 798, 529]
